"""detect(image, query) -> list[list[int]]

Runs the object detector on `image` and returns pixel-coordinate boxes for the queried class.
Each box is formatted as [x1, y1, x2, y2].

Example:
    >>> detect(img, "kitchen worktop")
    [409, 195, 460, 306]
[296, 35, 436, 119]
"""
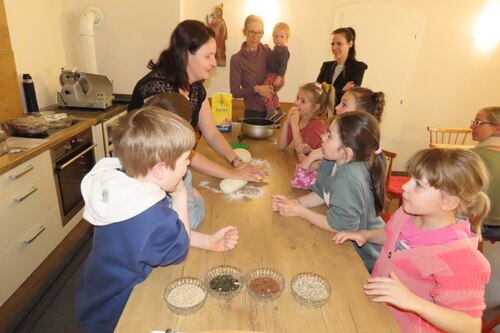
[43, 103, 128, 124]
[0, 118, 96, 175]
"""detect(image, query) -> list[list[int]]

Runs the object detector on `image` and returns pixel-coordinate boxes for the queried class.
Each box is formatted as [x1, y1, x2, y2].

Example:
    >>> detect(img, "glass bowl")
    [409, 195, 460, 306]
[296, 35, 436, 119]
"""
[290, 272, 331, 309]
[204, 265, 244, 301]
[164, 277, 207, 315]
[245, 268, 285, 303]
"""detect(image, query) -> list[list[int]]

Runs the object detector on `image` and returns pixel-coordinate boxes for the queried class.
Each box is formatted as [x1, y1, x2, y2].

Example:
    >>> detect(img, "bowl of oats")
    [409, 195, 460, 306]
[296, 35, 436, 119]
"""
[290, 272, 331, 309]
[164, 277, 207, 315]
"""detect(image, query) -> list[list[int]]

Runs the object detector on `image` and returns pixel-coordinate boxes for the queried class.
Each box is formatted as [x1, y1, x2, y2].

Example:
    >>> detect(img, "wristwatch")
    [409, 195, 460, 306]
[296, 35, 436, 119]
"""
[230, 156, 243, 167]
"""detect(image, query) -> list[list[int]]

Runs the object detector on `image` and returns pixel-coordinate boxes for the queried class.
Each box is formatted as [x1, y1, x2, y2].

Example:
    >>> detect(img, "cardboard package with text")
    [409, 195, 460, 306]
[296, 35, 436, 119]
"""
[211, 92, 232, 132]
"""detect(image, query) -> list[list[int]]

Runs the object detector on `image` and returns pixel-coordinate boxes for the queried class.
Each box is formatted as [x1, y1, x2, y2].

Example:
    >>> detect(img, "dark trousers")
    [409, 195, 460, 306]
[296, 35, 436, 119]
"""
[244, 109, 266, 119]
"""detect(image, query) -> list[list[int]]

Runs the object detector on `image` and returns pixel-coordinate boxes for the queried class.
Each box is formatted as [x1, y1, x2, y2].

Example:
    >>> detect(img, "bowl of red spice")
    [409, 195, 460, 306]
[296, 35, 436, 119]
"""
[290, 272, 331, 309]
[205, 265, 244, 301]
[164, 277, 207, 315]
[245, 268, 285, 303]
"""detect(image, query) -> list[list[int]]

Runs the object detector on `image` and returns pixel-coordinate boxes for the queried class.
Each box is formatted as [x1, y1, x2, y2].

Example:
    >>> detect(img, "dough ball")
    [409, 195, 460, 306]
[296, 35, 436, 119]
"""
[234, 148, 252, 163]
[220, 179, 248, 193]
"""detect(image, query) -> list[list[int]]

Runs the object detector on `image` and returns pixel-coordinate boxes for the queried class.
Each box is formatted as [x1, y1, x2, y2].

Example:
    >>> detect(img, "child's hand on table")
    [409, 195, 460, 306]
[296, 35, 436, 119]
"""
[271, 195, 302, 217]
[364, 271, 421, 313]
[332, 230, 367, 247]
[204, 226, 239, 252]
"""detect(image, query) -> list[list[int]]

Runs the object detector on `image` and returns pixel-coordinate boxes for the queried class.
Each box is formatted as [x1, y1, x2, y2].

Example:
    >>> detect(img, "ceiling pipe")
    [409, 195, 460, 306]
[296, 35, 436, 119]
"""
[79, 6, 105, 74]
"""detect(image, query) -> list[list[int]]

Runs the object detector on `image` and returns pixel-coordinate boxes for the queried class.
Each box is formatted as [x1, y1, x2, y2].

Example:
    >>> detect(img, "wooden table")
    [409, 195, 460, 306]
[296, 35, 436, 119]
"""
[115, 130, 400, 333]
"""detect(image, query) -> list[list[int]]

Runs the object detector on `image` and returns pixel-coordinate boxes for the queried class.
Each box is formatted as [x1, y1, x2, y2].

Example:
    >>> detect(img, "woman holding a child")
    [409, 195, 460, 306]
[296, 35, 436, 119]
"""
[229, 14, 281, 119]
[129, 20, 264, 182]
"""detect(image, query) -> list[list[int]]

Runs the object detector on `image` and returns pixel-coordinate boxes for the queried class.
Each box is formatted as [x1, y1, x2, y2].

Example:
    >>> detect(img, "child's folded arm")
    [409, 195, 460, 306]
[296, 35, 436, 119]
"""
[190, 226, 239, 252]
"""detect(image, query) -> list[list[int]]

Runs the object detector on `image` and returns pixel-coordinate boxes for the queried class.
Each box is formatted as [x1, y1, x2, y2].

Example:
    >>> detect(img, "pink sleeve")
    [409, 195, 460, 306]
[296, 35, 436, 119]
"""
[302, 119, 327, 149]
[429, 249, 490, 317]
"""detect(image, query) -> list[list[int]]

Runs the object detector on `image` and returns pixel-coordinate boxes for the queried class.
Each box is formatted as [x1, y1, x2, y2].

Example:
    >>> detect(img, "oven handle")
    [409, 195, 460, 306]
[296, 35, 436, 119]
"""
[57, 144, 97, 170]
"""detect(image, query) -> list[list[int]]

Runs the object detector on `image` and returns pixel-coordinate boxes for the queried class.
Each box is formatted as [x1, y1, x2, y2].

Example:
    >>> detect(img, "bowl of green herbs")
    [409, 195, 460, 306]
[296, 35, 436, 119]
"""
[204, 265, 244, 301]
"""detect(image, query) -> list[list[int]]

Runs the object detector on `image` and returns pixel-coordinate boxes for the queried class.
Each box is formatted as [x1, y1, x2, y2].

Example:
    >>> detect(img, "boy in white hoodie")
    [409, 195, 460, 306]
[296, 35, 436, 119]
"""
[76, 107, 239, 333]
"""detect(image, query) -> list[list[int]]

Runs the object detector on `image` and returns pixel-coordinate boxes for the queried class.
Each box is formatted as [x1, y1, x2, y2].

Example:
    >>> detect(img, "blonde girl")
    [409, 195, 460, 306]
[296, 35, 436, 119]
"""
[273, 112, 386, 271]
[277, 82, 334, 160]
[333, 148, 491, 333]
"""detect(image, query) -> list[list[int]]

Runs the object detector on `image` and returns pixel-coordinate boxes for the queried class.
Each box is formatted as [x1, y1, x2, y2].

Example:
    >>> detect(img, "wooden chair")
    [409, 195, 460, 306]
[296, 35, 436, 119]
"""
[427, 126, 472, 147]
[381, 150, 409, 221]
[483, 312, 500, 332]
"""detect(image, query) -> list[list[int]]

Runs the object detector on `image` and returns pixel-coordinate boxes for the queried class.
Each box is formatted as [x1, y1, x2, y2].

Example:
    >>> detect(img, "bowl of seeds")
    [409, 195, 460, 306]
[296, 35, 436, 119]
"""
[164, 277, 207, 315]
[205, 265, 244, 301]
[245, 268, 285, 303]
[290, 272, 331, 309]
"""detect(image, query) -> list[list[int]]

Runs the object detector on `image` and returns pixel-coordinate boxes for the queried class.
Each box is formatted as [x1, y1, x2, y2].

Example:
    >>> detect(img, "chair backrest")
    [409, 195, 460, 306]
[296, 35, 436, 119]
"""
[382, 149, 397, 189]
[427, 126, 472, 146]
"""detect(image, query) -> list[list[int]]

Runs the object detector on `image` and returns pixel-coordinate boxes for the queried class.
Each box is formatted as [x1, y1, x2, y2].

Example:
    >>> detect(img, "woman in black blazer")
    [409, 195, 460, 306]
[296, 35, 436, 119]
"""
[316, 27, 367, 107]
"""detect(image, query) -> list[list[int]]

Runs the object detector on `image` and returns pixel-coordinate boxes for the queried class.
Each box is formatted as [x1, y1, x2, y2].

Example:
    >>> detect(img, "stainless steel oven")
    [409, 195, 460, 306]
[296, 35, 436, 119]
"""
[51, 129, 96, 226]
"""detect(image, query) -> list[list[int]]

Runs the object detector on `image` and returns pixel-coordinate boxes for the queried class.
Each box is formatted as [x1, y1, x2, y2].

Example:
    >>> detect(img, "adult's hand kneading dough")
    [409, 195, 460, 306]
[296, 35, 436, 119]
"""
[220, 179, 248, 193]
[234, 148, 252, 163]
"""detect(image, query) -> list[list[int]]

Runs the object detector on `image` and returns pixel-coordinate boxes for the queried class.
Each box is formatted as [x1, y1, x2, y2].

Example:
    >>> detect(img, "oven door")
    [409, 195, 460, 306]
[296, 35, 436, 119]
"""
[54, 143, 96, 226]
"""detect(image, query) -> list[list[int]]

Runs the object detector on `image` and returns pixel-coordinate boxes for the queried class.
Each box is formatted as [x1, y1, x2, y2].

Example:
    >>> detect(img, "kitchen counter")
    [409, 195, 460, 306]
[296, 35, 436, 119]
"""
[43, 103, 128, 124]
[0, 118, 96, 175]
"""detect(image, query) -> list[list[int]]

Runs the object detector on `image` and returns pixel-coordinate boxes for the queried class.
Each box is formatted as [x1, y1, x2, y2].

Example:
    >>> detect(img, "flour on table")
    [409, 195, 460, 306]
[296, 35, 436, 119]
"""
[199, 180, 264, 200]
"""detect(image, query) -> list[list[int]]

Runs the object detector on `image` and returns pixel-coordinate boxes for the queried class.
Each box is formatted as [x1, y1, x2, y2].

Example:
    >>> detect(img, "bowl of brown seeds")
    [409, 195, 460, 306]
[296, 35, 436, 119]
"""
[205, 265, 244, 301]
[164, 277, 207, 315]
[290, 272, 331, 309]
[245, 268, 285, 303]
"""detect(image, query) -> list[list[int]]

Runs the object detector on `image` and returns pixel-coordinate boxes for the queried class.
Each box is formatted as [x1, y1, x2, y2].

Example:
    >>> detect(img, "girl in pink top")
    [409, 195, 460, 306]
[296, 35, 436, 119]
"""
[333, 148, 491, 333]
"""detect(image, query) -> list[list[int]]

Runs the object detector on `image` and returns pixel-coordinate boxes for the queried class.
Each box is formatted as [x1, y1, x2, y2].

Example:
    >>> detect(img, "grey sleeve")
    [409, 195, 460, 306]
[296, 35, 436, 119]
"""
[325, 178, 364, 231]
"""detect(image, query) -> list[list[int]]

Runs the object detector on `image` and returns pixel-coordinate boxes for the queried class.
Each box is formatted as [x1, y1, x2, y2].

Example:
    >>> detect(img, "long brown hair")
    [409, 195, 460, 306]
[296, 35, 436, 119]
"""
[335, 112, 386, 214]
[148, 20, 215, 90]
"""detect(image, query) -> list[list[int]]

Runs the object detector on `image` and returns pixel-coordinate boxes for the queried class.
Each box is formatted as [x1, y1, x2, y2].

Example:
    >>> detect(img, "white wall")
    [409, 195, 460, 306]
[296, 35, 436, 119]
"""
[4, 0, 181, 106]
[4, 0, 500, 170]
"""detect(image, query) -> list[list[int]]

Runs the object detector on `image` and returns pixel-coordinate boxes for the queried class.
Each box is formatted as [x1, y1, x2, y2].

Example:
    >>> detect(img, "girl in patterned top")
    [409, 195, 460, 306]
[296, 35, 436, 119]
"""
[333, 148, 491, 333]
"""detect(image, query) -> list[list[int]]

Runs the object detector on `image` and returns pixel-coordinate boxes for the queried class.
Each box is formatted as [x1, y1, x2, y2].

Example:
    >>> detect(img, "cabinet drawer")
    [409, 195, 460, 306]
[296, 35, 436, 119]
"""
[0, 207, 62, 306]
[0, 151, 53, 193]
[0, 152, 59, 255]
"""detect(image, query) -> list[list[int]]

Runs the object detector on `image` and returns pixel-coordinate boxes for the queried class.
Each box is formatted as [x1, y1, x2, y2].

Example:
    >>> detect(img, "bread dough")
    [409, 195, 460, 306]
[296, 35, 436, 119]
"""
[219, 179, 248, 193]
[234, 148, 252, 163]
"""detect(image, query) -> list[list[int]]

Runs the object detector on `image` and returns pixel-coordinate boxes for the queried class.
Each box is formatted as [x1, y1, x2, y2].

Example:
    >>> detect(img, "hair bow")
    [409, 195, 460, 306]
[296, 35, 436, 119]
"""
[321, 82, 331, 93]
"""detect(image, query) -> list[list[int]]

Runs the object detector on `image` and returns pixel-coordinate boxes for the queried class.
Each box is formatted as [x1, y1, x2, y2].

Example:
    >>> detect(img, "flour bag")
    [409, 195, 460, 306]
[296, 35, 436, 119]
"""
[211, 92, 232, 132]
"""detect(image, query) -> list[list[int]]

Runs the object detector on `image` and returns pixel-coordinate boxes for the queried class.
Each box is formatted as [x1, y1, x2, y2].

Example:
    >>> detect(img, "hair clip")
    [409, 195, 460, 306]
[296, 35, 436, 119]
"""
[321, 82, 331, 93]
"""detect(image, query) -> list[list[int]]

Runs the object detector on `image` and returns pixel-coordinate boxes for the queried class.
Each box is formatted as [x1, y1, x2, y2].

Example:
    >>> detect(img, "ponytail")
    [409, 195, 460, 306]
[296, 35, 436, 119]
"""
[372, 92, 385, 123]
[349, 87, 385, 123]
[322, 83, 336, 119]
[335, 112, 386, 215]
[467, 191, 490, 239]
[369, 151, 386, 215]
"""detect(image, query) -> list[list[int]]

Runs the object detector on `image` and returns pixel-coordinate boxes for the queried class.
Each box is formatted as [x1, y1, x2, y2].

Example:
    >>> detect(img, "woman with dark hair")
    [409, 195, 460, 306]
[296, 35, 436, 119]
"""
[316, 27, 368, 107]
[129, 20, 265, 182]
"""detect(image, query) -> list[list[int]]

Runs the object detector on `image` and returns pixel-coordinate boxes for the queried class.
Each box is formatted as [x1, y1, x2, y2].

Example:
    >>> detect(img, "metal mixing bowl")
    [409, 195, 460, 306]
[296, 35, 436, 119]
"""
[241, 118, 275, 139]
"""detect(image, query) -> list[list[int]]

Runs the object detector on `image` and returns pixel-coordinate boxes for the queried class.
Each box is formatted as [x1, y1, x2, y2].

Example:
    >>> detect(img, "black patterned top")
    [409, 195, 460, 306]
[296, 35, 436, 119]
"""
[128, 70, 206, 128]
[267, 45, 290, 76]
